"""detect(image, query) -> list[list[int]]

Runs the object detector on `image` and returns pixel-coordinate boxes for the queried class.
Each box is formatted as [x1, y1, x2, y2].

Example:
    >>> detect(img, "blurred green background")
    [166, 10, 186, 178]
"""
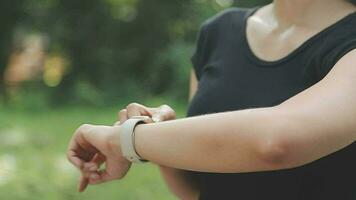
[0, 0, 270, 199]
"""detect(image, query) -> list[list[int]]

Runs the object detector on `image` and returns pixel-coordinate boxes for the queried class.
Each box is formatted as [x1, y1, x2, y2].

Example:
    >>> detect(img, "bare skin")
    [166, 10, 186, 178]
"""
[248, 0, 356, 62]
[118, 102, 200, 200]
[156, 71, 200, 200]
[67, 0, 356, 199]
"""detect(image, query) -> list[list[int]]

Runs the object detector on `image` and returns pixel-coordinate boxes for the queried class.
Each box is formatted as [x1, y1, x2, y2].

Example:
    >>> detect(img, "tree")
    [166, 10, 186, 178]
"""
[0, 0, 24, 102]
[0, 0, 274, 104]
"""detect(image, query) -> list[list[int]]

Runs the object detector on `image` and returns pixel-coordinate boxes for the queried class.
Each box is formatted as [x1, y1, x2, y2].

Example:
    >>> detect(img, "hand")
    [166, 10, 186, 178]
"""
[116, 103, 176, 125]
[67, 124, 130, 192]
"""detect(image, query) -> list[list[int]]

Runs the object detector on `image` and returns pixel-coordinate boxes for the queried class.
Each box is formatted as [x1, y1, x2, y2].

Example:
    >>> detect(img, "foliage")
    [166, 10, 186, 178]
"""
[0, 1, 269, 199]
[0, 0, 25, 101]
[0, 0, 270, 106]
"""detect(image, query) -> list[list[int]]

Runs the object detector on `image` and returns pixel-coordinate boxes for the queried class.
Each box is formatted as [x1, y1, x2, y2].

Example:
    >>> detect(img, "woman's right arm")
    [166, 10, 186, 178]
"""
[118, 70, 200, 200]
[158, 70, 200, 200]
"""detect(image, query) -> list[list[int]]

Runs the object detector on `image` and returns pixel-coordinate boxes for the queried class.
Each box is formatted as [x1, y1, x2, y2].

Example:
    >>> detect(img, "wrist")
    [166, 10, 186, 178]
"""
[133, 123, 148, 160]
[109, 126, 123, 155]
[119, 116, 149, 163]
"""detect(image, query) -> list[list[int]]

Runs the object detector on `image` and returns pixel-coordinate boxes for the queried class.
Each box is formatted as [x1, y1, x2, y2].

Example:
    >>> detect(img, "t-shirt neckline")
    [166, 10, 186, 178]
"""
[241, 6, 356, 67]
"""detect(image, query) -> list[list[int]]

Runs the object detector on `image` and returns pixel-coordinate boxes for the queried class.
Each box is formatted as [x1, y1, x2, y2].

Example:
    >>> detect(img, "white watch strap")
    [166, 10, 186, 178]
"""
[120, 116, 149, 163]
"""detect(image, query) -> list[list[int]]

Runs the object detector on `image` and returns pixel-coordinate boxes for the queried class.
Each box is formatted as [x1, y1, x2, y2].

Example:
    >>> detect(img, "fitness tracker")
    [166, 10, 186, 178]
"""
[120, 116, 149, 163]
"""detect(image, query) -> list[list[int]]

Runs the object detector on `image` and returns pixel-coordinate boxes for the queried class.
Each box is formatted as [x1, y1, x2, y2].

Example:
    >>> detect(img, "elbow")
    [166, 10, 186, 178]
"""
[257, 137, 292, 169]
[256, 118, 301, 170]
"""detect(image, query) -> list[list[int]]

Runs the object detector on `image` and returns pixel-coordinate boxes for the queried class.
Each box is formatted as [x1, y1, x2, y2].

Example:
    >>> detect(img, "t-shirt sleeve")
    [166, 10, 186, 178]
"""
[320, 37, 356, 78]
[191, 22, 211, 80]
[191, 8, 246, 80]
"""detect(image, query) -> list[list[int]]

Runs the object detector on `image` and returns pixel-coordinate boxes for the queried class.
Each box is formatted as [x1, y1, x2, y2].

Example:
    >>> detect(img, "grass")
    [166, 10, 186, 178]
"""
[0, 101, 188, 200]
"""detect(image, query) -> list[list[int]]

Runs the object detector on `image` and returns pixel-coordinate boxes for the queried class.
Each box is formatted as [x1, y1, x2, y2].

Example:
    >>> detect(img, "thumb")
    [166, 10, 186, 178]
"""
[152, 112, 163, 122]
[152, 105, 175, 122]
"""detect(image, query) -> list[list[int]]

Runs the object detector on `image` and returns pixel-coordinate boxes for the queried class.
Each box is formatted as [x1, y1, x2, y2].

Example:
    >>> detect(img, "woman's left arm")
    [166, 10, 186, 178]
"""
[67, 50, 356, 188]
[134, 49, 356, 173]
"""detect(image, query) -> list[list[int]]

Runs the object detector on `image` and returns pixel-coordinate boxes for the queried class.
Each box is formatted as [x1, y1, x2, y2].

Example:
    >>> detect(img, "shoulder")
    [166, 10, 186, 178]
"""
[330, 48, 356, 78]
[323, 13, 356, 46]
[203, 7, 249, 26]
[191, 8, 251, 80]
[194, 7, 251, 50]
[317, 14, 356, 77]
[200, 7, 250, 34]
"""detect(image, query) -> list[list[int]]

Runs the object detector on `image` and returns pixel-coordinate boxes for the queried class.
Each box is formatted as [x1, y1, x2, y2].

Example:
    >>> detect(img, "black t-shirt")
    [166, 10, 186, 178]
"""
[187, 7, 356, 200]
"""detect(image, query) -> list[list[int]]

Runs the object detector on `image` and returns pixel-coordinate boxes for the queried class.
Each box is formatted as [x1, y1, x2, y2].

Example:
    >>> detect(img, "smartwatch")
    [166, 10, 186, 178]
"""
[120, 116, 149, 163]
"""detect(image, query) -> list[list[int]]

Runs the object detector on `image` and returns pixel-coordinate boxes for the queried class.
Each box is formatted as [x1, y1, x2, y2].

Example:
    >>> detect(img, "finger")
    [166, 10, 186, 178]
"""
[143, 117, 154, 124]
[159, 105, 176, 120]
[118, 109, 128, 125]
[127, 103, 156, 117]
[86, 153, 106, 171]
[67, 133, 87, 170]
[84, 162, 98, 172]
[78, 173, 89, 192]
[82, 153, 106, 175]
[126, 103, 144, 118]
[92, 153, 106, 165]
[88, 172, 101, 185]
[152, 105, 176, 122]
[151, 113, 162, 123]
[67, 149, 85, 170]
[92, 159, 129, 184]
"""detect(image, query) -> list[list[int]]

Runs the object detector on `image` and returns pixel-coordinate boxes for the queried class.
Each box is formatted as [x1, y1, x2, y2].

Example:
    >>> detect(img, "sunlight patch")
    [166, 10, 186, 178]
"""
[0, 154, 17, 186]
[54, 155, 76, 175]
[52, 154, 77, 186]
[0, 129, 28, 147]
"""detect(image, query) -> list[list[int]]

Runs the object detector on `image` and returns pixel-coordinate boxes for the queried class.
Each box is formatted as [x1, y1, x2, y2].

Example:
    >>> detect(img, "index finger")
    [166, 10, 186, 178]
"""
[67, 133, 85, 170]
[67, 149, 84, 170]
[118, 109, 128, 125]
[78, 173, 89, 192]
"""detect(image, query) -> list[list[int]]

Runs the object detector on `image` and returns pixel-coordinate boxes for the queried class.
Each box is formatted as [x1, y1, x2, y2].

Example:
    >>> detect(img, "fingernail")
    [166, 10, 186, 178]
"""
[84, 163, 92, 168]
[152, 115, 161, 122]
[89, 166, 98, 171]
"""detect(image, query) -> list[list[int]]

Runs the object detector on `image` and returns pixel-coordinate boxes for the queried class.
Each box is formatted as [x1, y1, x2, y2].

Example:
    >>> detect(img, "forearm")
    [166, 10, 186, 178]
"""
[135, 101, 356, 173]
[159, 166, 199, 200]
[135, 107, 289, 173]
[157, 70, 200, 200]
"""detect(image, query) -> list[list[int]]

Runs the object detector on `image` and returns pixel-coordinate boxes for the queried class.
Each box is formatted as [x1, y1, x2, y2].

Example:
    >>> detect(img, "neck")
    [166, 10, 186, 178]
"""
[272, 0, 355, 26]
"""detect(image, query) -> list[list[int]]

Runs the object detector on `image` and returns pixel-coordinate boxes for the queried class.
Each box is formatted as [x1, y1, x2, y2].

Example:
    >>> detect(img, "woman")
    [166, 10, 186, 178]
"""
[67, 0, 356, 199]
